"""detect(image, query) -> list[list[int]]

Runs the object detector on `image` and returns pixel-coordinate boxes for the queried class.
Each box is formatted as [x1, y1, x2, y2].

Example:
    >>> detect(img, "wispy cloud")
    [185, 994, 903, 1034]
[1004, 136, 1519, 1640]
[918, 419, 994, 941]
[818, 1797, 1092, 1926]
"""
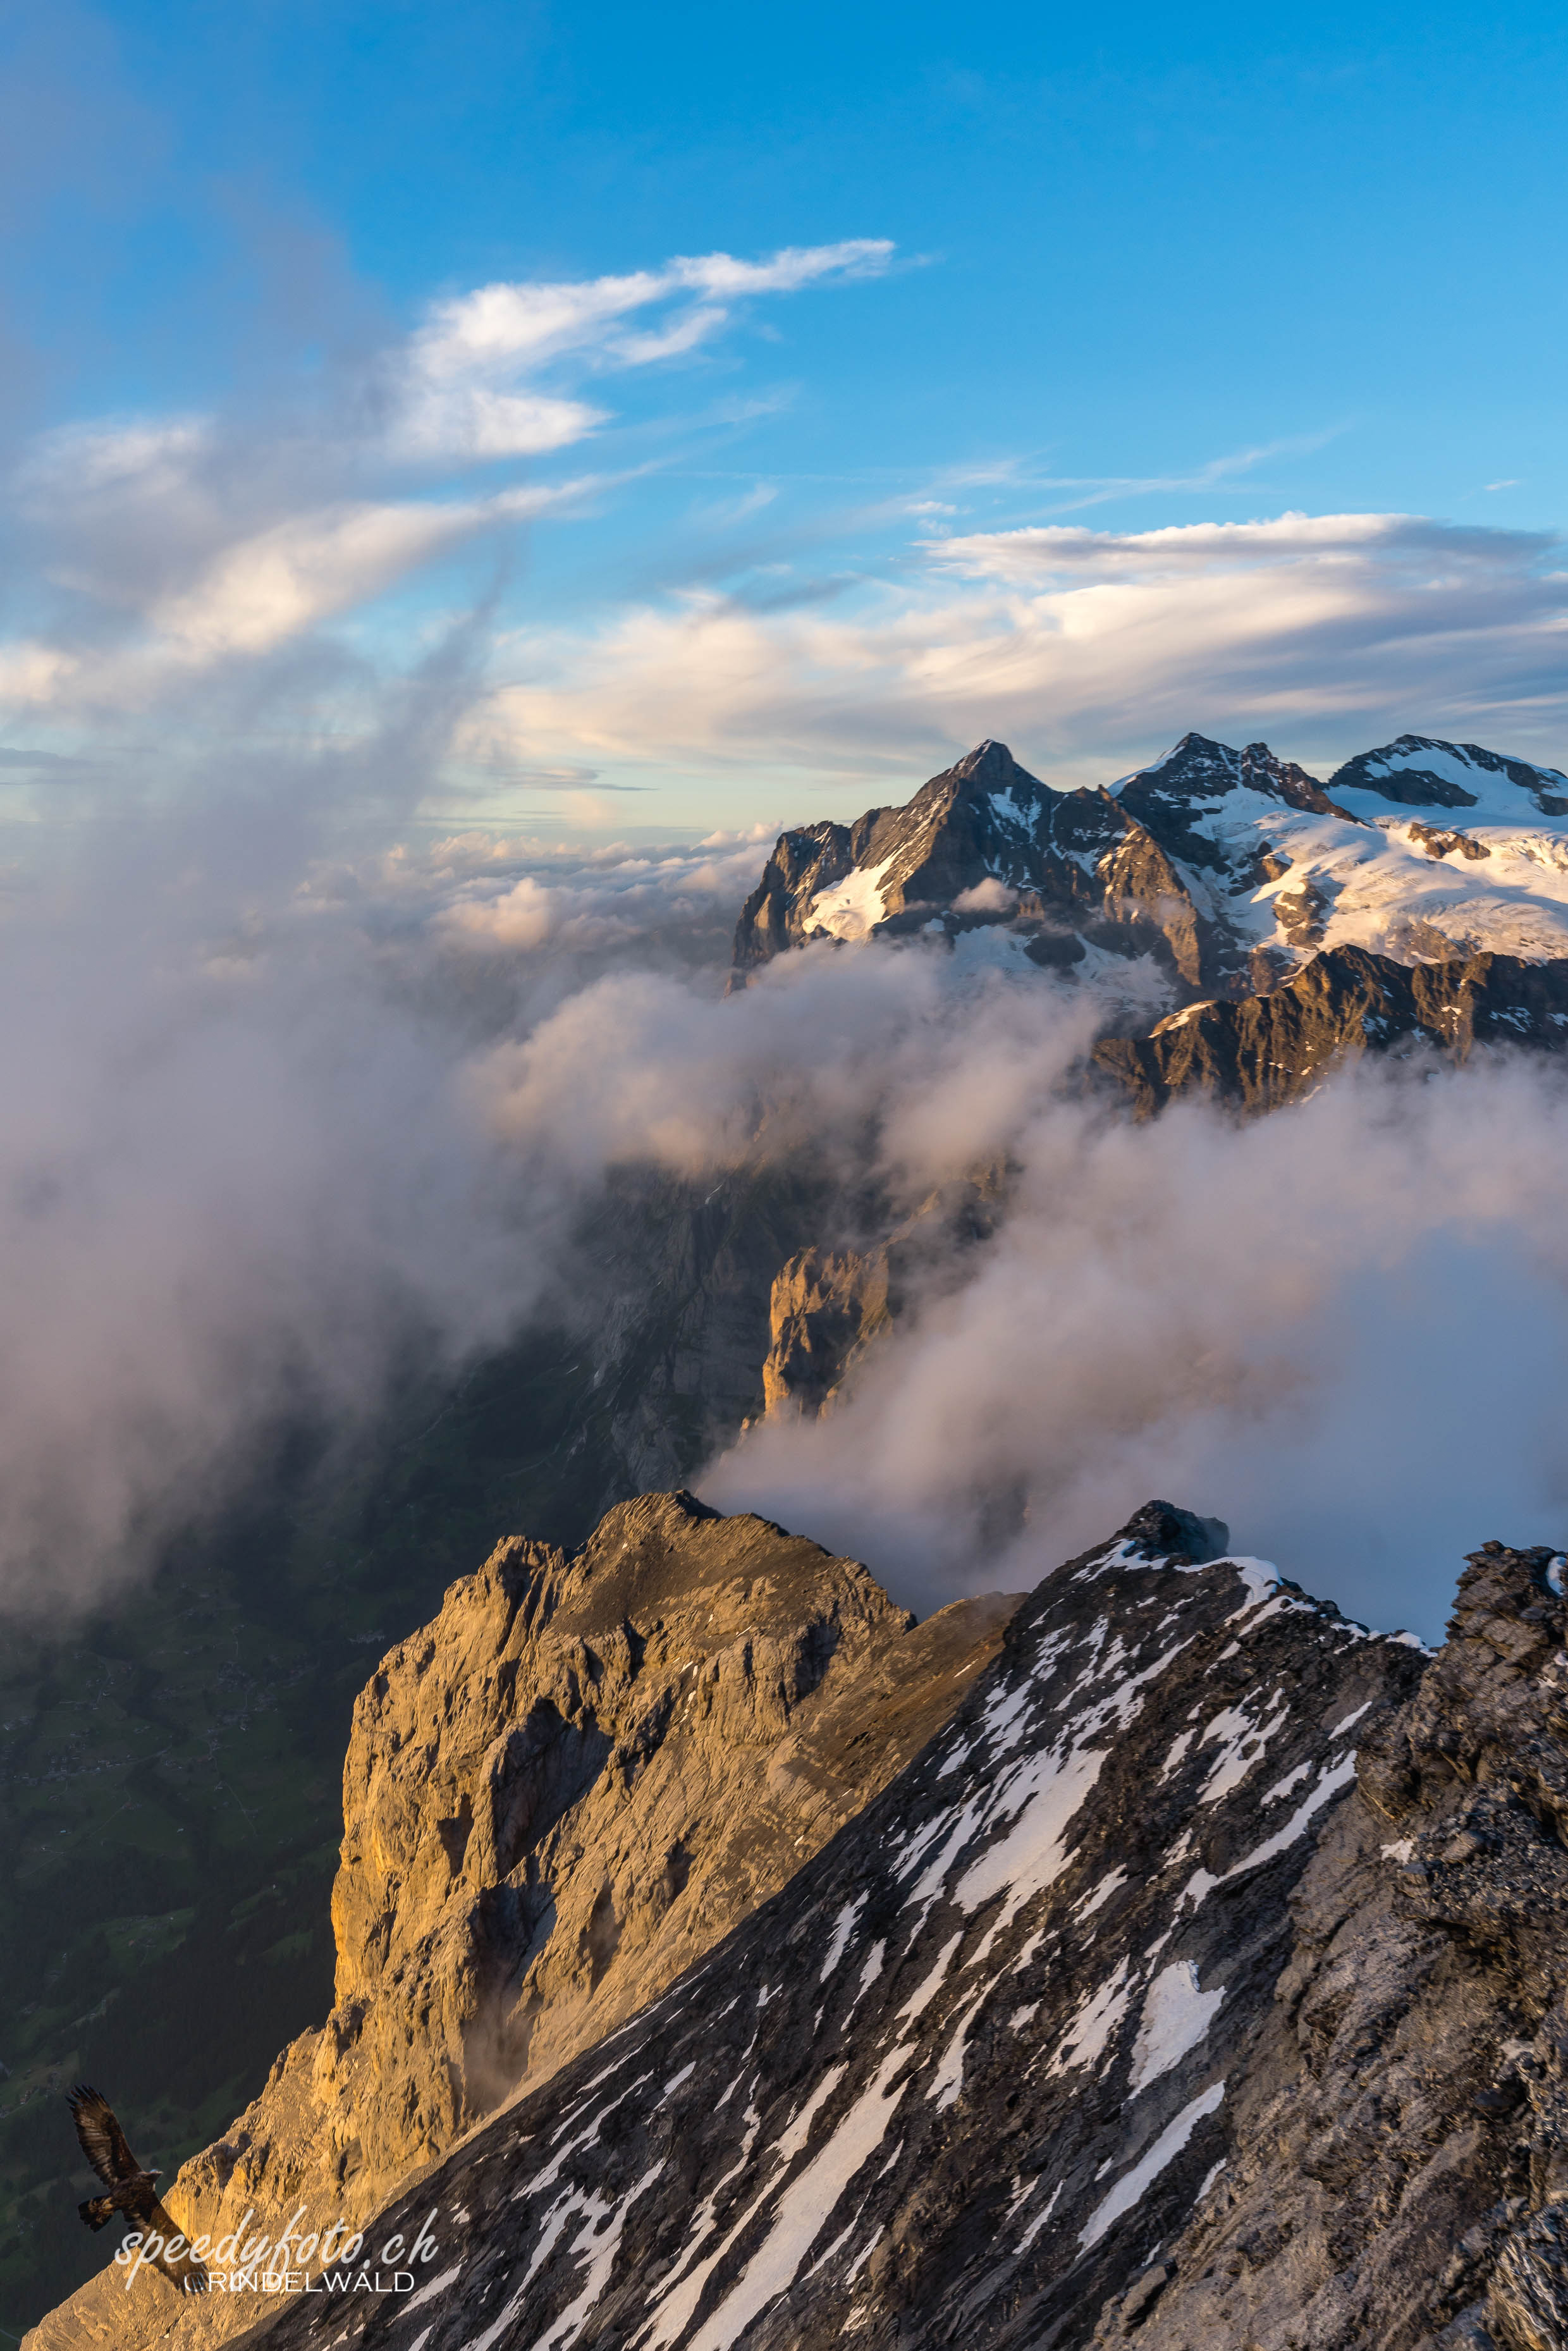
[0, 240, 897, 723]
[922, 509, 1557, 580]
[910, 431, 1342, 519]
[392, 241, 892, 463]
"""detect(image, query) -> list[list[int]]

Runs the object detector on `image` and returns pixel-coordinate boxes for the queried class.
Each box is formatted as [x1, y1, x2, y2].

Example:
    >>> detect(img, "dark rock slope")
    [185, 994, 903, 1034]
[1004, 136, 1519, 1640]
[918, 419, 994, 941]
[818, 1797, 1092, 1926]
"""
[1120, 1534, 1568, 2351]
[240, 1502, 1429, 2351]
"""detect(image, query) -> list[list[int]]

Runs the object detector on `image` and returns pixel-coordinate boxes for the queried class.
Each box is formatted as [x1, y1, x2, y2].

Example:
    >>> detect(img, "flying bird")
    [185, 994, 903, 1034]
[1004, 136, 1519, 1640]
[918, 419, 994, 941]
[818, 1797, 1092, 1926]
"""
[67, 2084, 209, 2294]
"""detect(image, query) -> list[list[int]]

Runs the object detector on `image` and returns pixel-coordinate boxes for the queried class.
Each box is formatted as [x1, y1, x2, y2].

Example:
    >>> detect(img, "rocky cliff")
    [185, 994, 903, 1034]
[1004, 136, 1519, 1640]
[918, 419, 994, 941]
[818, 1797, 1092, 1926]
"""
[231, 1500, 1442, 2351]
[760, 1246, 891, 1419]
[757, 1170, 1008, 1423]
[1117, 1534, 1568, 2350]
[47, 1502, 1568, 2351]
[1093, 943, 1568, 1115]
[27, 1494, 1014, 2351]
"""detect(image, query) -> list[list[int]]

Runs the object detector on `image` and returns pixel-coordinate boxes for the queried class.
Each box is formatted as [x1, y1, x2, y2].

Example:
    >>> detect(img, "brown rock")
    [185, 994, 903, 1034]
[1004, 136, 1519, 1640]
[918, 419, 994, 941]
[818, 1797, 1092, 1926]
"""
[1125, 1540, 1568, 2351]
[1094, 943, 1568, 1117]
[761, 1246, 890, 1418]
[25, 1492, 1016, 2351]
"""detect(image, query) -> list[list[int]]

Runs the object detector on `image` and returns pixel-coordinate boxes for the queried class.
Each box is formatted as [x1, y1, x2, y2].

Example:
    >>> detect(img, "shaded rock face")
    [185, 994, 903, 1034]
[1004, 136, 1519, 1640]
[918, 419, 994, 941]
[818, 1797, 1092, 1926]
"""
[246, 1502, 1425, 2351]
[1121, 1537, 1568, 2351]
[1093, 943, 1568, 1115]
[578, 1163, 844, 1504]
[27, 1495, 1014, 2351]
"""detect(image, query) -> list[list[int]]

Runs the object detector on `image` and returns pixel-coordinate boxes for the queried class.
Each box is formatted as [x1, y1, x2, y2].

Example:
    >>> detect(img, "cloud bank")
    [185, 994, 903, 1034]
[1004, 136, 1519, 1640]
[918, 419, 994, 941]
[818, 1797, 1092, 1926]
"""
[475, 510, 1568, 792]
[697, 1041, 1568, 1645]
[446, 919, 1568, 1646]
[0, 783, 769, 1613]
[2, 764, 1565, 1648]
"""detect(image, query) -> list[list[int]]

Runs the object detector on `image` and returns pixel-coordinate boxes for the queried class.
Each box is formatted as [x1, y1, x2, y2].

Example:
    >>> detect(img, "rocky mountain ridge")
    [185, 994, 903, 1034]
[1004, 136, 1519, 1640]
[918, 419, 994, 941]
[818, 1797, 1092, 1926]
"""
[733, 732, 1568, 997]
[217, 1504, 1568, 2351]
[40, 1497, 1568, 2351]
[27, 1494, 1014, 2351]
[228, 1499, 1445, 2351]
[1095, 942, 1568, 1115]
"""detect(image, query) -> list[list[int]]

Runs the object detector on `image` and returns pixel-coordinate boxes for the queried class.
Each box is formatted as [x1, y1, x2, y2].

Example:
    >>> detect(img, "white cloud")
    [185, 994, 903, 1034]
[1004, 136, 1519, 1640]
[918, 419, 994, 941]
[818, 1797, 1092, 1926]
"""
[390, 238, 895, 463]
[22, 413, 214, 496]
[0, 641, 77, 703]
[0, 238, 895, 715]
[0, 786, 785, 1612]
[0, 481, 603, 705]
[469, 511, 1568, 790]
[391, 386, 604, 464]
[436, 873, 563, 950]
[921, 510, 1552, 582]
[147, 484, 580, 660]
[697, 1031, 1568, 1640]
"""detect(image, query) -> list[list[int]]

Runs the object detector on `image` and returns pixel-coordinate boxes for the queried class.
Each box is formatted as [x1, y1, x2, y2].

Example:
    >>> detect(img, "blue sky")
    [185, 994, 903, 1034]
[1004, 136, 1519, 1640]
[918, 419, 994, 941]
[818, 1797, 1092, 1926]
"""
[4, 0, 1568, 836]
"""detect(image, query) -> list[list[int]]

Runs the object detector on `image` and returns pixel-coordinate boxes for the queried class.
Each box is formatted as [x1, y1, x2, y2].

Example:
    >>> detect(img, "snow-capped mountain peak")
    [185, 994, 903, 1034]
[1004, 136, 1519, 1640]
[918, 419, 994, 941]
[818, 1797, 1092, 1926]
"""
[1327, 732, 1568, 819]
[1112, 731, 1352, 821]
[731, 732, 1568, 1075]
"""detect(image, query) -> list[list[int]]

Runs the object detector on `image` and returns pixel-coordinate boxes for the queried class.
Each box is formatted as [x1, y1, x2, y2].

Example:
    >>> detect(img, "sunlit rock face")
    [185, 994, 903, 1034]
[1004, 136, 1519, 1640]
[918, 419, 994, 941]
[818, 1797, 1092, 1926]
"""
[732, 732, 1568, 1106]
[1094, 942, 1568, 1115]
[250, 1501, 1429, 2351]
[24, 1495, 1012, 2351]
[319, 1489, 1013, 2201]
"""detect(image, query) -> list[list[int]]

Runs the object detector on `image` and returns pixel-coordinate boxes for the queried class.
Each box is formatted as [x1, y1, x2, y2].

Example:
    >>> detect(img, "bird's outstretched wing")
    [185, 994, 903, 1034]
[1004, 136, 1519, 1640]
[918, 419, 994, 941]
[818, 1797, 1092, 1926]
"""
[67, 2085, 140, 2186]
[144, 2194, 211, 2295]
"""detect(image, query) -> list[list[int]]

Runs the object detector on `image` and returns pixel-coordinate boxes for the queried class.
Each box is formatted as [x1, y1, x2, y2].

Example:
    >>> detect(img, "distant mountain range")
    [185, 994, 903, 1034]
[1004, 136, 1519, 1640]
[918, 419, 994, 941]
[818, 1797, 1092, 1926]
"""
[736, 732, 1568, 983]
[735, 734, 1568, 1111]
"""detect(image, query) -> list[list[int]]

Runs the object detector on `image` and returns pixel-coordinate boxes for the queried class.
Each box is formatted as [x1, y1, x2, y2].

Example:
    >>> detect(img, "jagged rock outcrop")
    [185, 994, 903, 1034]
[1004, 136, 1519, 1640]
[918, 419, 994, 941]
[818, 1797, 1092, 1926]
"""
[26, 1495, 1015, 2351]
[236, 1501, 1431, 2351]
[761, 1246, 891, 1418]
[758, 1175, 1007, 1421]
[1093, 943, 1568, 1115]
[1118, 1536, 1568, 2350]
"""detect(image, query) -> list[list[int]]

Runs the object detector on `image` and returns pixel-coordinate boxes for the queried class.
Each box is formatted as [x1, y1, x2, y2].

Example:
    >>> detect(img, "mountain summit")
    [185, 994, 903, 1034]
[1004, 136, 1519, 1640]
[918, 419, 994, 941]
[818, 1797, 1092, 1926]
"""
[734, 730, 1568, 994]
[733, 730, 1568, 1105]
